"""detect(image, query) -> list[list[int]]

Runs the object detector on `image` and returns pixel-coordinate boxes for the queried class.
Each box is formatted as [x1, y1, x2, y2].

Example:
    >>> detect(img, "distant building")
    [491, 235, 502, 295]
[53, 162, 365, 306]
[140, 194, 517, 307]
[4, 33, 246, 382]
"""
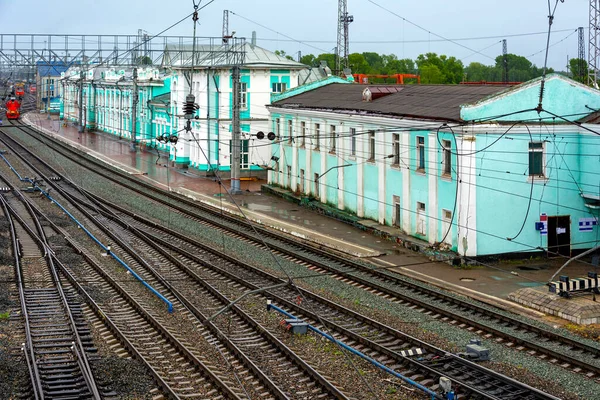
[36, 61, 71, 113]
[266, 74, 600, 257]
[60, 41, 335, 175]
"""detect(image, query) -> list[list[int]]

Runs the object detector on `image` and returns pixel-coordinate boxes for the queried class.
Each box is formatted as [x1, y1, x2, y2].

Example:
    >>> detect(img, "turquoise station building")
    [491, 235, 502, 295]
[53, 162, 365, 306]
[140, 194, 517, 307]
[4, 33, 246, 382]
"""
[59, 41, 328, 177]
[267, 74, 600, 258]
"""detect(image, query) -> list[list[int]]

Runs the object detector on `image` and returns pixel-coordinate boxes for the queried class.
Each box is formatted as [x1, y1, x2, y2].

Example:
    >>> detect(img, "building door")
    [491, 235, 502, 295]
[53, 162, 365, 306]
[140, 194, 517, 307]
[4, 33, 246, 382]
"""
[314, 173, 320, 199]
[393, 195, 401, 228]
[299, 169, 304, 193]
[417, 202, 426, 236]
[442, 209, 452, 246]
[548, 216, 571, 257]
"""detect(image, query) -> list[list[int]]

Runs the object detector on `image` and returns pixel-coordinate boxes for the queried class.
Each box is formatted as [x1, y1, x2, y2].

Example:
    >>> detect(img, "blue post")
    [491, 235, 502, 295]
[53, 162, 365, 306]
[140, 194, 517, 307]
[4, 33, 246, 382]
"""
[267, 302, 439, 399]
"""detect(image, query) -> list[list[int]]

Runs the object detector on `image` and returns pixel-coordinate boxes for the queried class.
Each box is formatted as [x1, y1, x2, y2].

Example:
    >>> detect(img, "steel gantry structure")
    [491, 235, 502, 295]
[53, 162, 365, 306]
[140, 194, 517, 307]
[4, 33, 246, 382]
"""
[0, 33, 247, 73]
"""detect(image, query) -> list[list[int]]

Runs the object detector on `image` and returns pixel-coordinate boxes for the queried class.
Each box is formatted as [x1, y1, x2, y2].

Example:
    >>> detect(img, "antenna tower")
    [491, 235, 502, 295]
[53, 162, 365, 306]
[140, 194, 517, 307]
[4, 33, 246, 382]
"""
[502, 39, 508, 83]
[578, 27, 586, 81]
[222, 10, 229, 44]
[589, 0, 600, 87]
[336, 0, 353, 75]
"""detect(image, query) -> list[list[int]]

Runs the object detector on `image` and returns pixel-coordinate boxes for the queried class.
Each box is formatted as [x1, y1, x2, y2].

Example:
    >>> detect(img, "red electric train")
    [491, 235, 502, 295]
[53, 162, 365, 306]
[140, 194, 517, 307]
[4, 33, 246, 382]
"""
[15, 87, 24, 97]
[5, 97, 21, 120]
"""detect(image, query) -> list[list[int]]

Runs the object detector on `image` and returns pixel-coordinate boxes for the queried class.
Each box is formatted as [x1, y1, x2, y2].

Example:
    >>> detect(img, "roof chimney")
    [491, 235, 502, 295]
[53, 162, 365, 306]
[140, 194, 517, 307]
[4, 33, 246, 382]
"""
[251, 31, 257, 48]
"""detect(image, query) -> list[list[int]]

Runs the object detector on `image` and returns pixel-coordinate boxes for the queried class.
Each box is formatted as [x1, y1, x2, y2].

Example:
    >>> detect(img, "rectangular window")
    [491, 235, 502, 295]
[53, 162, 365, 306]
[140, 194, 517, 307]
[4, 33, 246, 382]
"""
[240, 82, 248, 110]
[368, 130, 375, 161]
[442, 140, 451, 176]
[300, 121, 306, 147]
[529, 142, 544, 177]
[229, 139, 250, 169]
[288, 120, 293, 144]
[287, 165, 292, 184]
[314, 173, 320, 198]
[314, 123, 320, 150]
[350, 128, 356, 156]
[393, 133, 400, 165]
[417, 136, 425, 171]
[299, 169, 305, 193]
[330, 125, 336, 153]
[272, 82, 287, 93]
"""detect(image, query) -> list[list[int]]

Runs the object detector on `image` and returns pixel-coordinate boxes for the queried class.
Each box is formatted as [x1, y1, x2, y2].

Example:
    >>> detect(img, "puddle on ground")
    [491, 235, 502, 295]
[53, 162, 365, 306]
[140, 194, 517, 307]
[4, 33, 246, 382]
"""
[490, 276, 505, 281]
[517, 282, 544, 287]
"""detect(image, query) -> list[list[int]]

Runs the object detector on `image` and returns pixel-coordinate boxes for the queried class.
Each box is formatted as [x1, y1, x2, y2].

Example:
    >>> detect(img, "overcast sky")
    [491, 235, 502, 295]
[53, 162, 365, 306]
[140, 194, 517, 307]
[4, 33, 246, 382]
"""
[0, 0, 588, 71]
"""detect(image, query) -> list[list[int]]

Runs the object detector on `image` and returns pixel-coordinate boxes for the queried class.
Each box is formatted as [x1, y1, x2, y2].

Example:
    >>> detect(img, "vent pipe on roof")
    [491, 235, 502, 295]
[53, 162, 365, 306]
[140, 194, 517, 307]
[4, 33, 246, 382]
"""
[251, 31, 257, 48]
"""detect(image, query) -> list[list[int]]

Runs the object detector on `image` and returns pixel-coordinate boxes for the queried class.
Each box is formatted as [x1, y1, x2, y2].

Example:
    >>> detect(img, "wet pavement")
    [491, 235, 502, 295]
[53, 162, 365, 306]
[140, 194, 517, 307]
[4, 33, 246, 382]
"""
[21, 113, 600, 319]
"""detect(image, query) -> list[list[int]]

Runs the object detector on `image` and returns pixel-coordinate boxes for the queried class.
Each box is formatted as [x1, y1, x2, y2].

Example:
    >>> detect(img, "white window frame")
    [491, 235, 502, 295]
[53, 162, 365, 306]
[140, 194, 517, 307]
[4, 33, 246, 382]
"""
[350, 128, 356, 156]
[368, 130, 375, 161]
[314, 123, 320, 150]
[272, 82, 287, 93]
[528, 141, 545, 178]
[300, 121, 306, 147]
[240, 82, 248, 110]
[330, 125, 336, 153]
[392, 133, 400, 166]
[417, 136, 425, 172]
[442, 139, 452, 177]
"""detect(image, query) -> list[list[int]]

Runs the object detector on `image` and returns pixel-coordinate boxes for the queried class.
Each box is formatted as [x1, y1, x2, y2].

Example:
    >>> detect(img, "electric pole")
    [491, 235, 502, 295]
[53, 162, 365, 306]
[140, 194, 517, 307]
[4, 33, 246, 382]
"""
[78, 70, 84, 133]
[131, 67, 138, 152]
[231, 66, 242, 194]
[578, 26, 586, 81]
[336, 0, 353, 75]
[589, 0, 600, 87]
[222, 10, 229, 44]
[502, 39, 508, 83]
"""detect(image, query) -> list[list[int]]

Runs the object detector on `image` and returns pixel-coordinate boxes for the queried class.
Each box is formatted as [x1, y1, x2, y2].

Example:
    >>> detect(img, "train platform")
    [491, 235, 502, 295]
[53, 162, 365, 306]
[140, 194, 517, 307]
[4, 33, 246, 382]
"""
[21, 113, 599, 323]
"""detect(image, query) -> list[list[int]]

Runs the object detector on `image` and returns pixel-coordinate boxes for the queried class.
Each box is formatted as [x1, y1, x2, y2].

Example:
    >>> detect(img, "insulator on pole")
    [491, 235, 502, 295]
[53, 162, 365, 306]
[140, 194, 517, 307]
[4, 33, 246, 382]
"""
[184, 94, 196, 120]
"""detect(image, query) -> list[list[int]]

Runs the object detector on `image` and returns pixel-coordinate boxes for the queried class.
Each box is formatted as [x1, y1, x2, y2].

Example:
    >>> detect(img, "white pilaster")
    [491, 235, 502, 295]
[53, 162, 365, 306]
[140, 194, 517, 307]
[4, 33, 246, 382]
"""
[357, 124, 365, 218]
[401, 131, 411, 233]
[337, 123, 345, 210]
[457, 135, 477, 257]
[378, 130, 386, 224]
[428, 134, 438, 244]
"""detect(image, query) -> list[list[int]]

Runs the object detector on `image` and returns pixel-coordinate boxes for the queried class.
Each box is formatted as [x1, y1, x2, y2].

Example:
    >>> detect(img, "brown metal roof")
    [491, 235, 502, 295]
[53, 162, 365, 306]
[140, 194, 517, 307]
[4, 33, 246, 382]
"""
[271, 83, 513, 121]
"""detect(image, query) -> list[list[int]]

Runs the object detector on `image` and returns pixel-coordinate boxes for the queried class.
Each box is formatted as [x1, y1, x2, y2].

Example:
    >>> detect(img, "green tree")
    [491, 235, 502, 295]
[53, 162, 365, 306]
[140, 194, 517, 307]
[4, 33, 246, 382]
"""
[300, 54, 316, 66]
[420, 65, 444, 84]
[464, 62, 491, 82]
[348, 53, 370, 74]
[274, 50, 294, 61]
[416, 53, 463, 84]
[569, 58, 588, 83]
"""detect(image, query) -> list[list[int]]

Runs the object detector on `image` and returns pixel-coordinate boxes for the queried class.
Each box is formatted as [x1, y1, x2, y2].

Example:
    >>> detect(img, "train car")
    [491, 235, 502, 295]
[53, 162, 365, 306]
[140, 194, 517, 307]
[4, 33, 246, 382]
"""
[29, 84, 36, 94]
[5, 98, 21, 120]
[15, 87, 24, 98]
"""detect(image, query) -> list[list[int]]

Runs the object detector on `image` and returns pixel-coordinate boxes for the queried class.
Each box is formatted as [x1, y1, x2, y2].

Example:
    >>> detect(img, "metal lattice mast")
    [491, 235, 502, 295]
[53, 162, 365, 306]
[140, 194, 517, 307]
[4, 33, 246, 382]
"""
[502, 39, 508, 83]
[589, 0, 600, 87]
[336, 0, 353, 75]
[222, 10, 229, 44]
[578, 26, 586, 81]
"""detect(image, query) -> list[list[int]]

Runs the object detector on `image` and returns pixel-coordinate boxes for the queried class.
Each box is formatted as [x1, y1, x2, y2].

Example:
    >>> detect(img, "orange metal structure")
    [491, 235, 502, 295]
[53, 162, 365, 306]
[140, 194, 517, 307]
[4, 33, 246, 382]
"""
[353, 73, 421, 84]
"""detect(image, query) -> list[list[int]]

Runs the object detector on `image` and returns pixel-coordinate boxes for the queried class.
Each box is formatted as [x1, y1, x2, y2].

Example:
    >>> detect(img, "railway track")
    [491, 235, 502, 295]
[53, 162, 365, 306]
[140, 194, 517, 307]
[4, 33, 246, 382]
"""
[1, 188, 103, 399]
[0, 124, 561, 399]
[1, 118, 596, 396]
[0, 128, 352, 399]
[6, 119, 600, 383]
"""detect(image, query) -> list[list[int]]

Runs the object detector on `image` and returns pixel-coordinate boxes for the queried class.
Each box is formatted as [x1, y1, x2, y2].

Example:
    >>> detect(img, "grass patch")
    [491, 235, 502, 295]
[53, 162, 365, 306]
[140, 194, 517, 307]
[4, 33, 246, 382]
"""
[0, 312, 9, 320]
